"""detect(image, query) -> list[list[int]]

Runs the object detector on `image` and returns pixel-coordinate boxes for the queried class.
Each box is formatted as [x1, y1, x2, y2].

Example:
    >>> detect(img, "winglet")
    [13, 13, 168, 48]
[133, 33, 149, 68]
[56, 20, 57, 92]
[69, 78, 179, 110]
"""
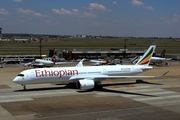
[75, 58, 85, 67]
[135, 45, 156, 66]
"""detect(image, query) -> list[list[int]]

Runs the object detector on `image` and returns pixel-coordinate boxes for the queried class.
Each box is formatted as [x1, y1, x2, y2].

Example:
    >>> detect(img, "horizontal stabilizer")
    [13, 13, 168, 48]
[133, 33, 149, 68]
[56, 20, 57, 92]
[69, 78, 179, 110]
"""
[160, 71, 169, 77]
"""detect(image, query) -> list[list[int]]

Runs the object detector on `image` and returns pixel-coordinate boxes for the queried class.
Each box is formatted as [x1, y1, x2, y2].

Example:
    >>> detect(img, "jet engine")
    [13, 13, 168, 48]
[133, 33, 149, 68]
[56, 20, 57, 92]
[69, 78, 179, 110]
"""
[77, 79, 95, 90]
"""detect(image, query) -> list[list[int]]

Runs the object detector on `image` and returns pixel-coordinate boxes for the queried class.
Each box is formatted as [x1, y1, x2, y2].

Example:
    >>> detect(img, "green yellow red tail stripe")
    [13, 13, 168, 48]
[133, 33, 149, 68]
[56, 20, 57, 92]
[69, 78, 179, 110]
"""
[136, 45, 156, 65]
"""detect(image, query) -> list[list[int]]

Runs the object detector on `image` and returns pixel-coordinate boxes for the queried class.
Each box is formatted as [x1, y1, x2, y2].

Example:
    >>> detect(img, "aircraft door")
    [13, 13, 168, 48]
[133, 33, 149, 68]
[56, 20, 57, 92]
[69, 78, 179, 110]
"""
[30, 71, 35, 79]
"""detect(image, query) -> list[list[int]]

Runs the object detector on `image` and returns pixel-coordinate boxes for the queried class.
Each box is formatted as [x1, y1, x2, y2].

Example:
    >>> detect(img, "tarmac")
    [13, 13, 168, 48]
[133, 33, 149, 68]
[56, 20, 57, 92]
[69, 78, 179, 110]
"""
[0, 60, 180, 120]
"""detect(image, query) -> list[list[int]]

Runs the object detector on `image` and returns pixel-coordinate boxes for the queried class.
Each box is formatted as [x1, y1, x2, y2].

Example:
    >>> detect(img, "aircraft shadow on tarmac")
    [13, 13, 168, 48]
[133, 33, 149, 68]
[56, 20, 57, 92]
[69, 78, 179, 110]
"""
[14, 80, 160, 97]
[77, 80, 160, 97]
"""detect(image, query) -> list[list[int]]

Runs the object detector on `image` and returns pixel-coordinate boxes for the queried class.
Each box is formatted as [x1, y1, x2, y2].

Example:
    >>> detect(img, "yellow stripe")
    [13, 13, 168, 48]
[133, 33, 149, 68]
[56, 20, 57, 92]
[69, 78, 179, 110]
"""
[139, 55, 151, 64]
[143, 55, 151, 62]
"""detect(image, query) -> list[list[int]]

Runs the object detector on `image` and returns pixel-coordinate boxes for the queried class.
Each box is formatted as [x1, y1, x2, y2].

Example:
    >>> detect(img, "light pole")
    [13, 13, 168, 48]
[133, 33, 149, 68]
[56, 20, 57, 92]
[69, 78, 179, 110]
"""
[39, 38, 43, 58]
[123, 38, 128, 58]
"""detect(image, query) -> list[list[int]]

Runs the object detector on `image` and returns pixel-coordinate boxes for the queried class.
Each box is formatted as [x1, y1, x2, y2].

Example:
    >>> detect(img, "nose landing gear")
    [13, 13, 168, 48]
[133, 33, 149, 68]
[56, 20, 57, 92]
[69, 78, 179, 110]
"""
[21, 84, 26, 91]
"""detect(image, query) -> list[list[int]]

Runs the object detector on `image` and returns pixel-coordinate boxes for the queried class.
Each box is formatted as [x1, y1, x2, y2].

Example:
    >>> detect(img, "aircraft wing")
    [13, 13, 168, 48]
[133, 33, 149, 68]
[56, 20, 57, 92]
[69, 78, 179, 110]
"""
[0, 63, 4, 68]
[69, 74, 155, 81]
[166, 58, 172, 61]
[23, 62, 32, 67]
[55, 61, 73, 65]
[89, 60, 100, 63]
[23, 61, 46, 67]
[33, 62, 44, 65]
[29, 61, 46, 67]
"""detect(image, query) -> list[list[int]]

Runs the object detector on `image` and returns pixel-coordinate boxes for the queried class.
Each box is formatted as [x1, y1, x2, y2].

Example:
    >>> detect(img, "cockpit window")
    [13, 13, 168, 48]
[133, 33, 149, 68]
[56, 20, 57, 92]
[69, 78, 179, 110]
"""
[17, 74, 24, 77]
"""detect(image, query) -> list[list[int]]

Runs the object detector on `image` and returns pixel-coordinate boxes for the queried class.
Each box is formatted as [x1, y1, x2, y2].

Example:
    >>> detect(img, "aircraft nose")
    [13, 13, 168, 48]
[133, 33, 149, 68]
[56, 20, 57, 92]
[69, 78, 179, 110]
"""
[13, 77, 19, 84]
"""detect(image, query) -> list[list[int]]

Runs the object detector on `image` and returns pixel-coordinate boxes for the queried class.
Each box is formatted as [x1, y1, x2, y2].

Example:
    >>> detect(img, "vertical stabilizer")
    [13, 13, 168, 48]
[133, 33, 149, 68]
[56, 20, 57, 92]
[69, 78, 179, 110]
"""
[135, 45, 156, 66]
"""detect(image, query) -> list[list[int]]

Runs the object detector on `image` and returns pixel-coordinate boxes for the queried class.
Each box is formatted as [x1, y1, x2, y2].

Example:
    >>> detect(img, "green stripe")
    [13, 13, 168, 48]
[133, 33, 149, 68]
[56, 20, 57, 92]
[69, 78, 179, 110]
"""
[139, 47, 153, 63]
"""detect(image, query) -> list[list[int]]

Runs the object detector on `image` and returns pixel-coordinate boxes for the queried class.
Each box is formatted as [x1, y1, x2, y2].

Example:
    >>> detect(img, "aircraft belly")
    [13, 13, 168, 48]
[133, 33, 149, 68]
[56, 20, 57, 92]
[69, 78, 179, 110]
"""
[107, 72, 140, 76]
[106, 70, 141, 76]
[25, 77, 69, 84]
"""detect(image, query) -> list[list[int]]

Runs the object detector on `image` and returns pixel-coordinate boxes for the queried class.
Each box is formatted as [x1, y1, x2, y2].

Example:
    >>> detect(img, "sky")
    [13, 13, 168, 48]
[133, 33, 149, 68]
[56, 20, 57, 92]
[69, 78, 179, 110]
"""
[0, 0, 180, 38]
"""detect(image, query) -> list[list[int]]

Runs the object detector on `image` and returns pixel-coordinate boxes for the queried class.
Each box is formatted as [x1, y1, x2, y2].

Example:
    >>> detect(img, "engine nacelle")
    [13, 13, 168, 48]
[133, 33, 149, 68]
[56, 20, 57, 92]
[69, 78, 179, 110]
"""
[77, 79, 95, 90]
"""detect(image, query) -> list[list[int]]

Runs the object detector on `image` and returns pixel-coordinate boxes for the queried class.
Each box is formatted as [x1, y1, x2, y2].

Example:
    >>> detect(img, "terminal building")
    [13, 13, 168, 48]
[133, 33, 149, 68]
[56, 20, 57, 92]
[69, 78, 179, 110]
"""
[0, 48, 145, 64]
[56, 49, 145, 60]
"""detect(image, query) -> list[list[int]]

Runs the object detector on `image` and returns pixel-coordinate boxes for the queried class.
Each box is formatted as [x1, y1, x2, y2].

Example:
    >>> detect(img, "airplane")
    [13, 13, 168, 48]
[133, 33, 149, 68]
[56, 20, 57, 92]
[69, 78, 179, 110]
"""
[150, 57, 171, 66]
[130, 48, 171, 66]
[23, 57, 73, 68]
[13, 45, 156, 91]
[89, 59, 123, 65]
[0, 59, 6, 68]
[14, 38, 30, 42]
[0, 62, 4, 68]
[130, 56, 171, 66]
[89, 59, 108, 66]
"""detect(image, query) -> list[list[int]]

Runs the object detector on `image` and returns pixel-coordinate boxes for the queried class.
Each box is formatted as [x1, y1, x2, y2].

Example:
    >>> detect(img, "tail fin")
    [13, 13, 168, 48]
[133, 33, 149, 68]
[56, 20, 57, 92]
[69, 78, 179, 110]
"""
[52, 59, 55, 65]
[161, 49, 166, 57]
[135, 45, 156, 66]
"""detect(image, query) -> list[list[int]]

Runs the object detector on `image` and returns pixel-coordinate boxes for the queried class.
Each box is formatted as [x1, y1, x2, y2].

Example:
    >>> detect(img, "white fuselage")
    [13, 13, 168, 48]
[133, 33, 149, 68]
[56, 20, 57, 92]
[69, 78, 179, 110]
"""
[151, 57, 166, 62]
[131, 56, 168, 64]
[13, 65, 144, 85]
[35, 58, 54, 66]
